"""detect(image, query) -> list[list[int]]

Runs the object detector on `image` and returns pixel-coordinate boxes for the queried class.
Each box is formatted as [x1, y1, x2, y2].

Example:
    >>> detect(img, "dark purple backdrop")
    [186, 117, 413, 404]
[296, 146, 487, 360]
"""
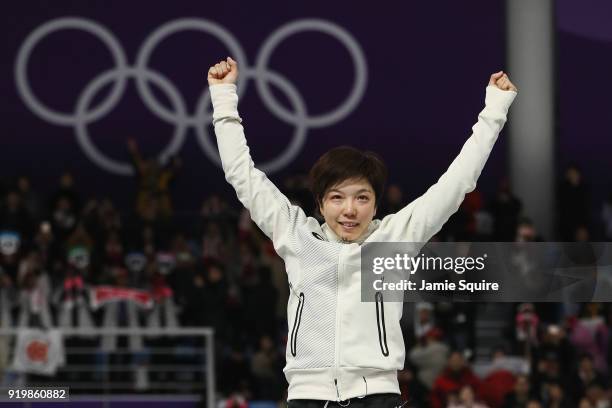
[0, 1, 506, 213]
[2, 1, 610, 222]
[557, 0, 612, 223]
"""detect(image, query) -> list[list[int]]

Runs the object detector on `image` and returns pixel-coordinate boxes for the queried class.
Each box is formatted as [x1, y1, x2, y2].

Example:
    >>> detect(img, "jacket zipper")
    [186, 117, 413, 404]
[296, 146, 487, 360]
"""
[288, 282, 304, 357]
[375, 291, 390, 356]
[333, 246, 346, 401]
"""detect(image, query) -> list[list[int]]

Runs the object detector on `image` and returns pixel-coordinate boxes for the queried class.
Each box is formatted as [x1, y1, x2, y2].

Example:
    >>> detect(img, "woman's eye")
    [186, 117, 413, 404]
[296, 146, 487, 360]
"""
[358, 196, 369, 201]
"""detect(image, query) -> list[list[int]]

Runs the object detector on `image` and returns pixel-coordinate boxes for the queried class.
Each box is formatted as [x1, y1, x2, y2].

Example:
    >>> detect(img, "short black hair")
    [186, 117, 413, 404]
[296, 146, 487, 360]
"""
[309, 146, 387, 209]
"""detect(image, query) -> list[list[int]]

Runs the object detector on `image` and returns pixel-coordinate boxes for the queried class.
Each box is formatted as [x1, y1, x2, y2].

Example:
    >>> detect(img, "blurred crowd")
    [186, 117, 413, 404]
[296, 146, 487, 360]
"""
[0, 158, 611, 407]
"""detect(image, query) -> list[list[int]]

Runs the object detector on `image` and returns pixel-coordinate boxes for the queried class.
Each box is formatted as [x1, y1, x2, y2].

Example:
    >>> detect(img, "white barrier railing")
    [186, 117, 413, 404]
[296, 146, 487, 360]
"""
[0, 327, 215, 408]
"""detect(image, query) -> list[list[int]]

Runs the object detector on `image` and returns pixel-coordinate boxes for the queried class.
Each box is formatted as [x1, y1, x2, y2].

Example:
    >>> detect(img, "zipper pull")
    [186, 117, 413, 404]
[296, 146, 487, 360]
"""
[334, 378, 340, 400]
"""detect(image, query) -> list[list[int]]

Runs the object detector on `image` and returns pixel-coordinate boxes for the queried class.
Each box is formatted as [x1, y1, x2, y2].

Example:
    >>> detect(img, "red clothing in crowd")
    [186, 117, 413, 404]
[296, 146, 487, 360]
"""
[430, 367, 482, 408]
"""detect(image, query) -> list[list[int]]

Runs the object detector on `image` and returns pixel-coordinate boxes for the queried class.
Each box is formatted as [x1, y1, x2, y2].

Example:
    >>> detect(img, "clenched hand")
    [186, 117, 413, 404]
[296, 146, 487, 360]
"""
[489, 71, 517, 92]
[208, 57, 238, 86]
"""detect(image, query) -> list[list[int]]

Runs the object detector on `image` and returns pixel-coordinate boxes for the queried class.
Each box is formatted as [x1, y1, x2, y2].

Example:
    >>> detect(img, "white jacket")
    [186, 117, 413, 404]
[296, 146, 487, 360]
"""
[210, 83, 516, 401]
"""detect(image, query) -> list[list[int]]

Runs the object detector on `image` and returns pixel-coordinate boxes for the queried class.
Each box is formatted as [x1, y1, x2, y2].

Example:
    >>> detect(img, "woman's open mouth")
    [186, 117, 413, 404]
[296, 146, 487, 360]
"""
[339, 221, 359, 231]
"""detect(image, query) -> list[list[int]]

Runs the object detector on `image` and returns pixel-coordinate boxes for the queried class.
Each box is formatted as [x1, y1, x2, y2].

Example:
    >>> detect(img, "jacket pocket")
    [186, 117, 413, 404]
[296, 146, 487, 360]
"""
[290, 292, 305, 357]
[375, 291, 389, 357]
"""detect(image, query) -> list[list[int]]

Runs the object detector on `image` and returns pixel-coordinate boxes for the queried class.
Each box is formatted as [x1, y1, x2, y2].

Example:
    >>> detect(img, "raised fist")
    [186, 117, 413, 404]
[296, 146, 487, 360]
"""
[208, 57, 238, 86]
[489, 71, 518, 92]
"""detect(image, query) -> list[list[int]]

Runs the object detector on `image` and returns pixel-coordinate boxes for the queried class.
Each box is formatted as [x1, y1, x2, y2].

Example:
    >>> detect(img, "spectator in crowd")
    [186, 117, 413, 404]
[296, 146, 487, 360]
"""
[241, 266, 278, 345]
[0, 267, 14, 377]
[541, 381, 574, 408]
[49, 171, 81, 243]
[515, 303, 539, 356]
[49, 171, 81, 218]
[569, 353, 608, 402]
[166, 232, 197, 299]
[236, 237, 260, 287]
[250, 334, 283, 400]
[145, 267, 179, 385]
[201, 261, 232, 342]
[0, 229, 22, 285]
[65, 222, 95, 282]
[440, 190, 494, 241]
[558, 164, 590, 241]
[515, 217, 542, 242]
[503, 374, 536, 408]
[448, 384, 489, 408]
[478, 347, 527, 407]
[16, 175, 43, 224]
[50, 195, 78, 242]
[583, 382, 610, 408]
[531, 323, 575, 373]
[101, 230, 124, 269]
[53, 259, 93, 331]
[436, 301, 477, 353]
[146, 269, 178, 330]
[409, 327, 450, 389]
[0, 267, 14, 326]
[398, 364, 429, 407]
[32, 221, 62, 279]
[82, 198, 122, 245]
[430, 351, 482, 408]
[491, 178, 522, 241]
[127, 138, 181, 219]
[531, 352, 572, 403]
[198, 194, 237, 241]
[463, 190, 494, 240]
[480, 346, 529, 377]
[1, 189, 34, 240]
[181, 270, 208, 327]
[570, 303, 609, 375]
[201, 221, 228, 264]
[414, 302, 436, 339]
[123, 250, 148, 289]
[16, 250, 52, 329]
[219, 340, 253, 399]
[443, 191, 479, 241]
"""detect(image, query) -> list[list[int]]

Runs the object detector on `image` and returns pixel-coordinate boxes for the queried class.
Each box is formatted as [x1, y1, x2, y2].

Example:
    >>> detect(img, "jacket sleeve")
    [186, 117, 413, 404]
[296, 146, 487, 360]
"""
[376, 86, 517, 242]
[210, 84, 307, 256]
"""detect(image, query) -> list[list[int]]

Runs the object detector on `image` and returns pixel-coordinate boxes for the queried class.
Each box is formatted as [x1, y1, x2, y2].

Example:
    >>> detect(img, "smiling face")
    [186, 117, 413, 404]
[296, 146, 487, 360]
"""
[319, 178, 377, 242]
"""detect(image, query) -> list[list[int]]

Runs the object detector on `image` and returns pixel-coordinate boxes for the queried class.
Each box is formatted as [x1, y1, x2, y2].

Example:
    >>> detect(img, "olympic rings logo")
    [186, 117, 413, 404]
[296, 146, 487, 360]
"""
[15, 17, 368, 175]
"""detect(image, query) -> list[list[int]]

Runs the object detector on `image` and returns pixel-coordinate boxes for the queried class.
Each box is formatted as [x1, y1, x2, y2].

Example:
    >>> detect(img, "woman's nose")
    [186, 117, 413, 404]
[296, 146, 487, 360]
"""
[343, 201, 356, 216]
